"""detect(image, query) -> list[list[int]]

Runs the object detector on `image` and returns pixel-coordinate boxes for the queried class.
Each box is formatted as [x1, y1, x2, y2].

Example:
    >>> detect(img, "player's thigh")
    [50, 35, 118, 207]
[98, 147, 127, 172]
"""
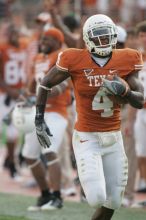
[42, 112, 68, 154]
[6, 124, 19, 141]
[22, 129, 41, 159]
[72, 130, 106, 207]
[103, 132, 128, 209]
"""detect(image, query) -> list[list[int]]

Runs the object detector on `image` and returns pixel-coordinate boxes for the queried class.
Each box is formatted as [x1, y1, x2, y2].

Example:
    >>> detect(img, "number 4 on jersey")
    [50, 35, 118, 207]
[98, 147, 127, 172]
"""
[92, 87, 114, 117]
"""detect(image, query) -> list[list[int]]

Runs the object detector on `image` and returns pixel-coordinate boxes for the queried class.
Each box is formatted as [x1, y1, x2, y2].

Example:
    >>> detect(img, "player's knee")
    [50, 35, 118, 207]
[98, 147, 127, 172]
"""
[45, 152, 60, 166]
[45, 151, 57, 160]
[27, 159, 41, 169]
[109, 199, 121, 209]
[85, 186, 106, 208]
[87, 193, 106, 208]
[106, 193, 122, 209]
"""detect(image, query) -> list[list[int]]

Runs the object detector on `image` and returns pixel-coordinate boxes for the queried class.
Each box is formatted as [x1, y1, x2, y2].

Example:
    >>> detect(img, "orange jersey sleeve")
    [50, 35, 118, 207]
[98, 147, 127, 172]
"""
[114, 48, 143, 77]
[56, 48, 143, 132]
[56, 50, 70, 72]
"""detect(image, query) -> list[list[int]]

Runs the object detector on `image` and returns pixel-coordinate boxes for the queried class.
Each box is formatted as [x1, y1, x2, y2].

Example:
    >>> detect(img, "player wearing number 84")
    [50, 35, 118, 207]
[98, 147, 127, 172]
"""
[35, 14, 144, 220]
[0, 24, 29, 178]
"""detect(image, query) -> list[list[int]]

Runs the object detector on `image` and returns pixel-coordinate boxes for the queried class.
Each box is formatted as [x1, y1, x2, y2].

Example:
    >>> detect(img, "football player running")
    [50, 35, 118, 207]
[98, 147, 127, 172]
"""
[35, 15, 144, 220]
[134, 21, 146, 194]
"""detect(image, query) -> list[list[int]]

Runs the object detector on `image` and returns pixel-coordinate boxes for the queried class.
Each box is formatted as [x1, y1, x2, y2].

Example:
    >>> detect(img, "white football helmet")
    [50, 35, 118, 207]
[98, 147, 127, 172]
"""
[117, 25, 127, 43]
[83, 14, 117, 56]
[12, 102, 36, 134]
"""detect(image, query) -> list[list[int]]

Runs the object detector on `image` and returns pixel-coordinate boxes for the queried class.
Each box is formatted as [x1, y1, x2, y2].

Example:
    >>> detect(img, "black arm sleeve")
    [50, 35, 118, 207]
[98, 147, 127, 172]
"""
[125, 90, 144, 109]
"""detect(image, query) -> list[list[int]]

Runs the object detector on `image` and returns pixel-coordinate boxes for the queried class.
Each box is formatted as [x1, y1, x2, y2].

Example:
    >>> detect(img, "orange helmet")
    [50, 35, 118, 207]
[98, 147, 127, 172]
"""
[43, 28, 64, 43]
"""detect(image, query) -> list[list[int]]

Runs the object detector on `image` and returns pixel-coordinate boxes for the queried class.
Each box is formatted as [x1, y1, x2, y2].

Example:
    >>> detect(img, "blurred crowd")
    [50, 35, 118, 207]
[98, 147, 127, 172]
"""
[0, 0, 146, 211]
[1, 1, 146, 34]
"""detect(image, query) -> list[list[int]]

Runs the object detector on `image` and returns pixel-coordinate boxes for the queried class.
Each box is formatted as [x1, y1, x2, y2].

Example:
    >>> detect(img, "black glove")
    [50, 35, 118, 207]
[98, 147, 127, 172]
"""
[26, 96, 36, 107]
[2, 113, 12, 125]
[35, 117, 52, 148]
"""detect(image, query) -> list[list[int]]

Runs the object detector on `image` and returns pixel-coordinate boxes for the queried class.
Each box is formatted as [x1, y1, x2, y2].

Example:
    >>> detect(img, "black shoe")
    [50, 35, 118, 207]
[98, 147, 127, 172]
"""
[136, 188, 146, 193]
[41, 196, 63, 210]
[37, 195, 52, 206]
[138, 200, 146, 206]
[8, 162, 18, 178]
[4, 160, 18, 178]
[3, 156, 10, 169]
[27, 195, 53, 211]
[131, 200, 146, 208]
[3, 158, 17, 177]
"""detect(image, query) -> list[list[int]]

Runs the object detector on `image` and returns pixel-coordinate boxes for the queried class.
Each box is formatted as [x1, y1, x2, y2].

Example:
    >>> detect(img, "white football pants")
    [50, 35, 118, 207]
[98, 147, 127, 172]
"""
[73, 130, 128, 210]
[134, 109, 146, 157]
[22, 112, 68, 159]
[0, 94, 18, 141]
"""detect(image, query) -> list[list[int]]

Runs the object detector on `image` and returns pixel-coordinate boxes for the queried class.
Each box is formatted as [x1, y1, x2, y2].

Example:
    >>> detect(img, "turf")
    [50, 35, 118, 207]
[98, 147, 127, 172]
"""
[0, 192, 146, 220]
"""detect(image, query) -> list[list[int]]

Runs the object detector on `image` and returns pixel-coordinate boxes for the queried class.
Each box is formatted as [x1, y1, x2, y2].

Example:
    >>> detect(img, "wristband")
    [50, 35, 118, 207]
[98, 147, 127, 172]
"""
[36, 105, 45, 120]
[39, 85, 52, 92]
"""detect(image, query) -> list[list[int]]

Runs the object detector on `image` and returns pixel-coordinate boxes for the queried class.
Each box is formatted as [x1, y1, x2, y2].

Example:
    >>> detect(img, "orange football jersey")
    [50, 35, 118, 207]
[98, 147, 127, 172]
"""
[0, 39, 29, 93]
[56, 48, 143, 132]
[33, 50, 71, 118]
[26, 32, 40, 76]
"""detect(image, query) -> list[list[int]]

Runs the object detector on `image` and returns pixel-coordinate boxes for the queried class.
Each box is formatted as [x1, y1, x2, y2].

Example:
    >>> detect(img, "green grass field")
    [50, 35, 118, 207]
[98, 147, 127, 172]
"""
[0, 193, 146, 220]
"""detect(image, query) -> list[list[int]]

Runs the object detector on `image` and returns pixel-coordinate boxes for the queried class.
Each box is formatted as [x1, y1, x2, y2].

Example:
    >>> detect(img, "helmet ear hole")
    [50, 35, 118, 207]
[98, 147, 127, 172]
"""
[12, 102, 36, 134]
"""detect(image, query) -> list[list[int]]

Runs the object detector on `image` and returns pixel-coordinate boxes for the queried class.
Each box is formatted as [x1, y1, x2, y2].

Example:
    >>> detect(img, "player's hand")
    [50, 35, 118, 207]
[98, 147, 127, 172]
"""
[44, 0, 59, 11]
[102, 76, 130, 97]
[35, 118, 52, 148]
[2, 112, 12, 125]
[18, 89, 35, 103]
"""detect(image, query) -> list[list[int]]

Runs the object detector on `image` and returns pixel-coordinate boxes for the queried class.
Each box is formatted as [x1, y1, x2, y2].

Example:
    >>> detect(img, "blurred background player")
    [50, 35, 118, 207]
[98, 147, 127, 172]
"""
[116, 25, 127, 49]
[44, 0, 82, 48]
[41, 1, 79, 197]
[0, 24, 29, 179]
[116, 26, 139, 207]
[21, 28, 72, 211]
[125, 28, 139, 50]
[31, 10, 77, 197]
[26, 11, 53, 77]
[134, 21, 146, 194]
